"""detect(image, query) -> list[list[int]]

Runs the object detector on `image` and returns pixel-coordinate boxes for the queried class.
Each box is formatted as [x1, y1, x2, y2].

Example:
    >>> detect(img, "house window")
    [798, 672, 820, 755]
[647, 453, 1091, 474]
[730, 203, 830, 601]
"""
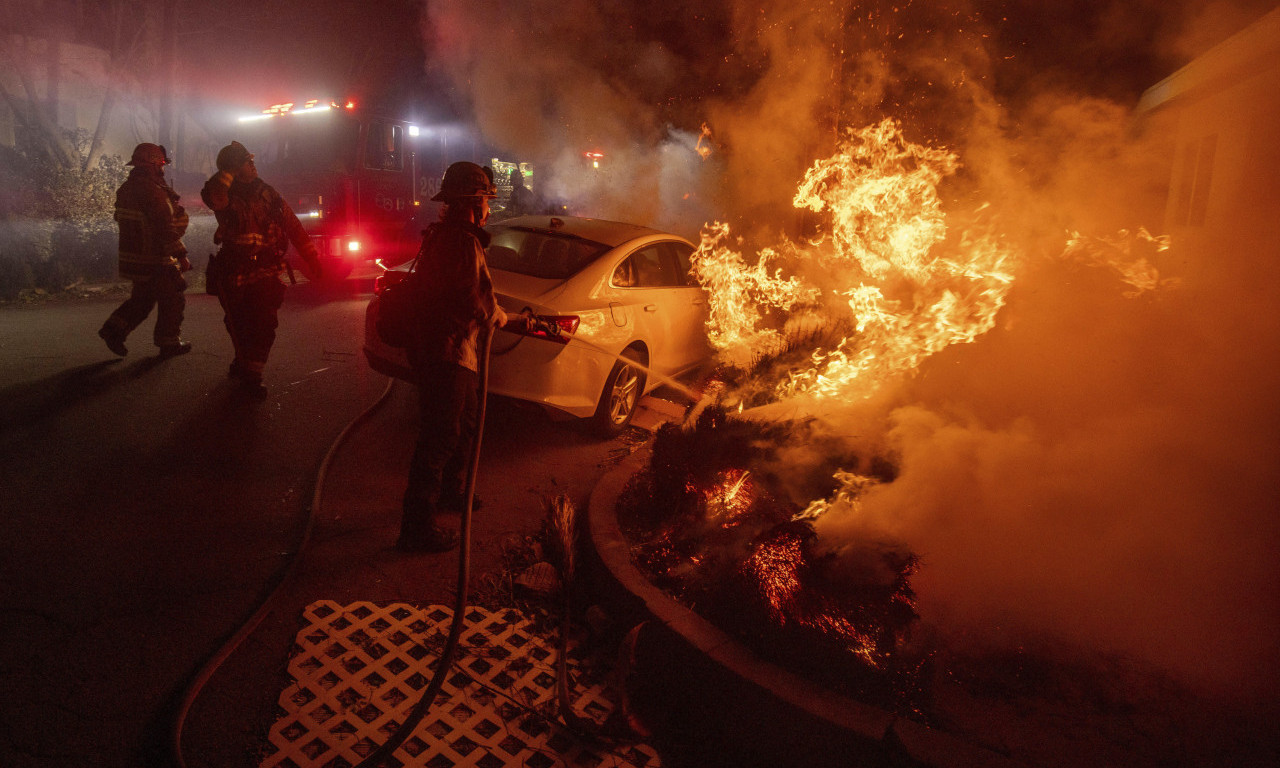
[1174, 134, 1216, 227]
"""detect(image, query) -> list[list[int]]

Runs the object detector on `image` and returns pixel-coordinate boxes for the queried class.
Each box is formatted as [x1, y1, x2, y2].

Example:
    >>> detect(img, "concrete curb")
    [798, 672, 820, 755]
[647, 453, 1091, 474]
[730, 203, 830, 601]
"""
[587, 447, 1026, 768]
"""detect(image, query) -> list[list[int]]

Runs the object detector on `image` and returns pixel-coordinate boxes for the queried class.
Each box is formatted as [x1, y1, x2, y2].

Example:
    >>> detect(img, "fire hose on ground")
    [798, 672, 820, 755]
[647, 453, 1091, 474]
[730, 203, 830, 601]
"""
[351, 322, 494, 768]
[355, 313, 628, 765]
[170, 375, 399, 768]
[172, 313, 628, 768]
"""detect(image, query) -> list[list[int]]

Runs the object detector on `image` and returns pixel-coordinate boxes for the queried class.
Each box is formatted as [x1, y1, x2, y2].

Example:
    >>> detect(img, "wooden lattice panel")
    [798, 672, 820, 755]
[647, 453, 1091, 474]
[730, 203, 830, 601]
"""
[260, 600, 660, 768]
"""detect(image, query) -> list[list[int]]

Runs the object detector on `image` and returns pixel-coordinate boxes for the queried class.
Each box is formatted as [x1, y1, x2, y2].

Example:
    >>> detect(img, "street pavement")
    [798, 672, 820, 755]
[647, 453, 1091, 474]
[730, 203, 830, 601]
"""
[177, 373, 658, 767]
[0, 282, 658, 768]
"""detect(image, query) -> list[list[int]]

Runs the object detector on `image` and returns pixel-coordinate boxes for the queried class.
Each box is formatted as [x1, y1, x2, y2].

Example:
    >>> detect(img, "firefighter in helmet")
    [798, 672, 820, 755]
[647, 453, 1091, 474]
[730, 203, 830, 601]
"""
[98, 143, 192, 358]
[200, 141, 321, 397]
[396, 161, 523, 552]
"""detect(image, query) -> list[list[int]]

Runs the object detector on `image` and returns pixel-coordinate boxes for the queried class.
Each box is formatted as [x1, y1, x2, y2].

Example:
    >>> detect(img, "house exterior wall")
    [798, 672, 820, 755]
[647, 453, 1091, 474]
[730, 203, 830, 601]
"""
[1138, 8, 1280, 280]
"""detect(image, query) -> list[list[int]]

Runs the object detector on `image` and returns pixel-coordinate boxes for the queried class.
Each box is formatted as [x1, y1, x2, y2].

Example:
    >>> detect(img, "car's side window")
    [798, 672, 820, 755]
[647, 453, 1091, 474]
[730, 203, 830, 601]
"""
[612, 258, 637, 287]
[628, 245, 679, 287]
[665, 241, 696, 286]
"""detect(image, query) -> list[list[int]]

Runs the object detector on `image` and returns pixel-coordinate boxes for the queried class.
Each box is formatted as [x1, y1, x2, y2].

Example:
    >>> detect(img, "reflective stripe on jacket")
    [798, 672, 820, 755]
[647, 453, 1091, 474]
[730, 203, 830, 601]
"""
[115, 167, 188, 281]
[200, 172, 319, 283]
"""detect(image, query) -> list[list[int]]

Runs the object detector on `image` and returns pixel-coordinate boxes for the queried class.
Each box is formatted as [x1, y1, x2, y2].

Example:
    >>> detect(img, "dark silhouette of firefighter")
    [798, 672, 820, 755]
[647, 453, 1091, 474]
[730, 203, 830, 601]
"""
[201, 141, 321, 398]
[98, 143, 192, 358]
[397, 162, 517, 552]
[507, 167, 534, 216]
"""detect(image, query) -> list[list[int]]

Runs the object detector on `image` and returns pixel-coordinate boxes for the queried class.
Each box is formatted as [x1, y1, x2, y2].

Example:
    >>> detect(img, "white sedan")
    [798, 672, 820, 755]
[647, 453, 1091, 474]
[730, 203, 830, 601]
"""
[363, 215, 712, 435]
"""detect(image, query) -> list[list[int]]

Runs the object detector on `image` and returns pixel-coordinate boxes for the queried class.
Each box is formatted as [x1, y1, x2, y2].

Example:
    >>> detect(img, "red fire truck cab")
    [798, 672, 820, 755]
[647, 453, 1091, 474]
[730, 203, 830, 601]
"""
[234, 99, 448, 279]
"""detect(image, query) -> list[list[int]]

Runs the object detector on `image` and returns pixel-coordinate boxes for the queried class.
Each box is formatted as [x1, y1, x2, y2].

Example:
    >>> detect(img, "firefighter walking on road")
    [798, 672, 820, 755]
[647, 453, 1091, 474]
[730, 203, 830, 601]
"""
[201, 141, 322, 397]
[98, 143, 192, 358]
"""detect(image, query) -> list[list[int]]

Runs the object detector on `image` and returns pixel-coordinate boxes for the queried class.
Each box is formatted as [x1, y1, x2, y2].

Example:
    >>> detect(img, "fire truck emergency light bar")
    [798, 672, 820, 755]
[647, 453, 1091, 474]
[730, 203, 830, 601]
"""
[238, 99, 357, 122]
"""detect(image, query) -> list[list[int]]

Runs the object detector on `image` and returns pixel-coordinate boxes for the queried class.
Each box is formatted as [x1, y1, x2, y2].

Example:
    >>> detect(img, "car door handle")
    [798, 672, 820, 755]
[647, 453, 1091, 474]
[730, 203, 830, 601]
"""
[643, 304, 658, 312]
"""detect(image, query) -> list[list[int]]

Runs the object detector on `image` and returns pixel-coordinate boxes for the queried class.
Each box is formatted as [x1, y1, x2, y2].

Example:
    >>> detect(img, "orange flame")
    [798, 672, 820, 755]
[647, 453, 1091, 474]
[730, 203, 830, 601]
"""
[1062, 227, 1174, 297]
[692, 118, 1015, 400]
[695, 122, 714, 160]
[691, 222, 819, 365]
[793, 470, 878, 522]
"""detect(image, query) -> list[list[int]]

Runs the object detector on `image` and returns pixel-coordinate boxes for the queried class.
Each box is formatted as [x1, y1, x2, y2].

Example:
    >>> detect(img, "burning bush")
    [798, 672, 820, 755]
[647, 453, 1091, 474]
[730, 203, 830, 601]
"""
[618, 404, 929, 711]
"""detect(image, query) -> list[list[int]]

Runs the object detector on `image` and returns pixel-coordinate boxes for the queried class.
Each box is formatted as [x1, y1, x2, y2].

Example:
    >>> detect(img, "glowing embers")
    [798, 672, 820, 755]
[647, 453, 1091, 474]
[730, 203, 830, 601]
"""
[701, 468, 755, 528]
[736, 526, 804, 624]
[618, 406, 923, 708]
[691, 118, 1014, 404]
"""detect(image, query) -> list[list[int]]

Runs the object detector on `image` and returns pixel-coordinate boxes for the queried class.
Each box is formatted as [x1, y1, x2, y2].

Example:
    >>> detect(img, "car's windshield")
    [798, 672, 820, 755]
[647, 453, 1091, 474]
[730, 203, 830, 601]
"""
[486, 226, 610, 280]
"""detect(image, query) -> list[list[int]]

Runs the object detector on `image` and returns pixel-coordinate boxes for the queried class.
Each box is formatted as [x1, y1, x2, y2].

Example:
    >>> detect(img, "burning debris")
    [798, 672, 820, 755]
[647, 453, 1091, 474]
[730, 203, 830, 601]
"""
[618, 405, 927, 710]
[618, 112, 1205, 728]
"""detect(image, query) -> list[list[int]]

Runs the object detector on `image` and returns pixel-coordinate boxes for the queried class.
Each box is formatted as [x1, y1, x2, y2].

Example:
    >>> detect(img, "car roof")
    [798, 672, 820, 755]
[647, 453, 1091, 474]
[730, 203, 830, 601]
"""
[488, 215, 681, 249]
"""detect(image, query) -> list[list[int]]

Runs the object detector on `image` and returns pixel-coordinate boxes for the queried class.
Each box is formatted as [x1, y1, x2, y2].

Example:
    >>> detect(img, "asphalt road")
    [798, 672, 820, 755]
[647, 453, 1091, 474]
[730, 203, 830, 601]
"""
[0, 280, 645, 768]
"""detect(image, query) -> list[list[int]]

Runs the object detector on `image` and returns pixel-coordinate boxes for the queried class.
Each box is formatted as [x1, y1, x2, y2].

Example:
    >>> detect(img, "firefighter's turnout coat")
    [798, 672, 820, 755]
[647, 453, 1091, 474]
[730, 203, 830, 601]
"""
[200, 173, 319, 283]
[115, 166, 188, 281]
[407, 220, 501, 374]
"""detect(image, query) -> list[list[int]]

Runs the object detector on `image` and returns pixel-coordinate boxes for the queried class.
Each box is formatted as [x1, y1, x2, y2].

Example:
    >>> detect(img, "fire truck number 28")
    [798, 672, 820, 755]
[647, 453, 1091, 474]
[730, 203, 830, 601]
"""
[419, 176, 439, 200]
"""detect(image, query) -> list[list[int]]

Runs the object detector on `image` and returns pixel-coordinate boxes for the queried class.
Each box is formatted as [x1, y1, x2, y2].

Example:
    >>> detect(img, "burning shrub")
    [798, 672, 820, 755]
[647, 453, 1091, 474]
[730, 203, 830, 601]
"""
[618, 404, 928, 710]
[705, 316, 857, 411]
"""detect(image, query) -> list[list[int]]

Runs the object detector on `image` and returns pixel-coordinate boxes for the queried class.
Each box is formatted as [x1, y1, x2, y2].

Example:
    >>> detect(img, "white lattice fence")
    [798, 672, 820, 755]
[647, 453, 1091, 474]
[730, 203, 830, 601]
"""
[260, 600, 659, 768]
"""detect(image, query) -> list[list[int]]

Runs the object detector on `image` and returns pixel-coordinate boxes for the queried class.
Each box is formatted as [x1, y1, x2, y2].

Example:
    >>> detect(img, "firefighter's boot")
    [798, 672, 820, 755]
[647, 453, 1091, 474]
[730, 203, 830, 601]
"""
[159, 341, 192, 358]
[98, 326, 128, 357]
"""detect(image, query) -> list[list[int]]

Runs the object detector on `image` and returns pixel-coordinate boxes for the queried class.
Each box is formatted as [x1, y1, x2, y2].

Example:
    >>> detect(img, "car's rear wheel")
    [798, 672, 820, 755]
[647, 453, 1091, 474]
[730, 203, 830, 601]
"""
[593, 347, 646, 437]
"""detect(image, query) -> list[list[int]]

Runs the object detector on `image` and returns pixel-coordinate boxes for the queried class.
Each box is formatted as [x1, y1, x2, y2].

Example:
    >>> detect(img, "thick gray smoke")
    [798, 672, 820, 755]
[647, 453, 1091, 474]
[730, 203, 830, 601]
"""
[419, 0, 1280, 700]
[420, 0, 849, 237]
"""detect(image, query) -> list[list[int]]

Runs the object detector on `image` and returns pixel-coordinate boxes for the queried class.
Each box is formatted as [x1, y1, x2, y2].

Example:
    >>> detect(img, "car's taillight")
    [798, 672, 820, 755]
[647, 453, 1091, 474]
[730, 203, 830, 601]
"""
[547, 315, 579, 336]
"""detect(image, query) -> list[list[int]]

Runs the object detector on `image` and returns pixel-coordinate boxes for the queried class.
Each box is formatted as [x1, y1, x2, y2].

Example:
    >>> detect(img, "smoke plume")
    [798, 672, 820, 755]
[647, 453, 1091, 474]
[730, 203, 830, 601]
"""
[419, 0, 1280, 700]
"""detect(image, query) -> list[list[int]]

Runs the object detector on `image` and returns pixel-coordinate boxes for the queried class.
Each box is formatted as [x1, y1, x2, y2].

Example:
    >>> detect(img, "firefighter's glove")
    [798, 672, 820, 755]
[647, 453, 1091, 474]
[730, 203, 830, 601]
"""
[491, 306, 509, 329]
[178, 256, 192, 272]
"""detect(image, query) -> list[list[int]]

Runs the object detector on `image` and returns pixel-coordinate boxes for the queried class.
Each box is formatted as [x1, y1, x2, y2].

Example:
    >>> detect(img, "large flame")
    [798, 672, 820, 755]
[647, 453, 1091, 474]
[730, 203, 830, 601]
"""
[691, 119, 1176, 540]
[692, 118, 1015, 401]
[690, 222, 818, 364]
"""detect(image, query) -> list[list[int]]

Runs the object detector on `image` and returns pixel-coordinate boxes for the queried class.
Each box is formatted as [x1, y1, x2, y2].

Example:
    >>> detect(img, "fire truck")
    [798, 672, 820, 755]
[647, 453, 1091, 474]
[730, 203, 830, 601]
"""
[233, 99, 456, 279]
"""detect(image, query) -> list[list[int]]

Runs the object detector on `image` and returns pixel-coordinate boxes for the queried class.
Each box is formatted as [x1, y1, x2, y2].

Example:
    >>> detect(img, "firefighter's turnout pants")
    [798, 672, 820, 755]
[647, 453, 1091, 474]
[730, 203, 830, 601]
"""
[101, 267, 187, 347]
[401, 359, 480, 538]
[216, 270, 286, 378]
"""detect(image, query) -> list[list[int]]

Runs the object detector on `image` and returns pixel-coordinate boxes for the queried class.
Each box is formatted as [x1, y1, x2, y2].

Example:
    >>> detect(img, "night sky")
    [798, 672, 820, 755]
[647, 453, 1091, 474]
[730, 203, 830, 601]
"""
[185, 1, 1277, 127]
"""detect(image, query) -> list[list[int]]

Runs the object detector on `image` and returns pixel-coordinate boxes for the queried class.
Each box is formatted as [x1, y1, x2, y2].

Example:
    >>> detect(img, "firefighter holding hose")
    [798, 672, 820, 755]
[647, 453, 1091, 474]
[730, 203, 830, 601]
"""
[201, 141, 321, 397]
[396, 161, 521, 552]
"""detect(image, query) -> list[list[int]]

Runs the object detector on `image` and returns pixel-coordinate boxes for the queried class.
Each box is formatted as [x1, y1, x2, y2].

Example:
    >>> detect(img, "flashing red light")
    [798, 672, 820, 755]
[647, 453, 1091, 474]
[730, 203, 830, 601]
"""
[583, 151, 604, 158]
